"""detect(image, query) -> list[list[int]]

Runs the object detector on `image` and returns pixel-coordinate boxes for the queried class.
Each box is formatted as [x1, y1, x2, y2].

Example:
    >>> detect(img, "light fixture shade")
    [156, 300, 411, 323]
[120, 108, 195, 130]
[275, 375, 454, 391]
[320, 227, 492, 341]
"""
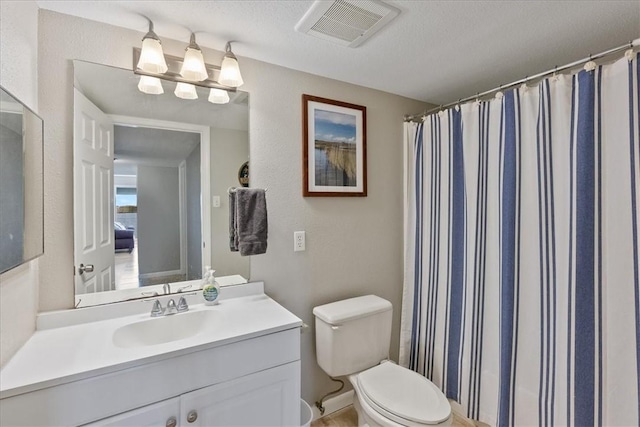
[137, 38, 168, 74]
[174, 82, 198, 99]
[180, 47, 208, 81]
[219, 55, 244, 87]
[208, 88, 230, 104]
[138, 76, 164, 95]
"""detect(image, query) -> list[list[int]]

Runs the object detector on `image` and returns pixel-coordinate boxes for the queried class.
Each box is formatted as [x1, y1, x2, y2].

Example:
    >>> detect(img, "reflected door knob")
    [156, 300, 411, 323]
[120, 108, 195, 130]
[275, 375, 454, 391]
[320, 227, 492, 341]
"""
[78, 264, 94, 274]
[166, 416, 177, 427]
[187, 410, 198, 423]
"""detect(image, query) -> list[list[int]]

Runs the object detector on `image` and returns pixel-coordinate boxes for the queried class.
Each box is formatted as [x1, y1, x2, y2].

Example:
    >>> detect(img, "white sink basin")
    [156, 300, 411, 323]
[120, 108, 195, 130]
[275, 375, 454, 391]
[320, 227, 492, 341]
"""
[113, 310, 217, 348]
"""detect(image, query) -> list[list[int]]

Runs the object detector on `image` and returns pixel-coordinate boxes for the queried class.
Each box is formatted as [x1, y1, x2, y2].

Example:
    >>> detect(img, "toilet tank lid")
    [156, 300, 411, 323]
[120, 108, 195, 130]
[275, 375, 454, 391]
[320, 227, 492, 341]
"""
[313, 295, 392, 325]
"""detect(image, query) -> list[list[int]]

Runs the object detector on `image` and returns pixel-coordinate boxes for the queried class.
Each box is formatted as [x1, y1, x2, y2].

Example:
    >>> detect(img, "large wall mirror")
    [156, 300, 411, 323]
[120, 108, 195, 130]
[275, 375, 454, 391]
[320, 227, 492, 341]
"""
[0, 87, 44, 274]
[73, 60, 249, 307]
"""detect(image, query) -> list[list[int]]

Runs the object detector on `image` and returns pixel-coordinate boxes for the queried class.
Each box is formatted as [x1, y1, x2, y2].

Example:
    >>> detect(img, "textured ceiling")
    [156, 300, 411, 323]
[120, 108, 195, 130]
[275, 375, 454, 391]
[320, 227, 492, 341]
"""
[39, 1, 640, 104]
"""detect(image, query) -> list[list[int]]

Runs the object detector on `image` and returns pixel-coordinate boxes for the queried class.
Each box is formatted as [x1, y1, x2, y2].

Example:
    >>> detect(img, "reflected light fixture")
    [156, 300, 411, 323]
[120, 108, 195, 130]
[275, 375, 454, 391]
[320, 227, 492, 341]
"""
[137, 21, 168, 74]
[138, 76, 164, 94]
[180, 33, 209, 81]
[174, 82, 198, 99]
[218, 42, 244, 88]
[208, 88, 230, 104]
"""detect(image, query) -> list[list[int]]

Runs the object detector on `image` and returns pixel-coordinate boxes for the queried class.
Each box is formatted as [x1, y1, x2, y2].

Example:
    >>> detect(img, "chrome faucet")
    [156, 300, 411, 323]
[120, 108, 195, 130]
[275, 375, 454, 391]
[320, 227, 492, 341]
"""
[149, 297, 189, 317]
[163, 283, 171, 295]
[165, 299, 178, 315]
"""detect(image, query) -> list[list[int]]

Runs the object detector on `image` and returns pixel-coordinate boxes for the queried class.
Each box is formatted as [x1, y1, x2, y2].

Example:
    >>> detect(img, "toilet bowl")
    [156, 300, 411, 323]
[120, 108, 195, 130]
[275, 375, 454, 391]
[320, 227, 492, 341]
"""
[313, 296, 452, 427]
[349, 362, 452, 426]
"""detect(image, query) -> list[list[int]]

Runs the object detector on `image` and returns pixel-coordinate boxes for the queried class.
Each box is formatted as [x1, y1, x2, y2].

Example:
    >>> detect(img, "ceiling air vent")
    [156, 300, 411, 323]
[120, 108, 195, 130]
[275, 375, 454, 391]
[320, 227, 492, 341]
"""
[295, 0, 400, 48]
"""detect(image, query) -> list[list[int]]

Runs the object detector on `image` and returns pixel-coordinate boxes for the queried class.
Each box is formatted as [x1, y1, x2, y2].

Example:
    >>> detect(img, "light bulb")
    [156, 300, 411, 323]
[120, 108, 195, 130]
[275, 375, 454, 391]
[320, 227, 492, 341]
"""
[208, 88, 230, 104]
[180, 34, 208, 81]
[174, 82, 198, 99]
[137, 23, 168, 74]
[218, 42, 244, 87]
[137, 76, 164, 94]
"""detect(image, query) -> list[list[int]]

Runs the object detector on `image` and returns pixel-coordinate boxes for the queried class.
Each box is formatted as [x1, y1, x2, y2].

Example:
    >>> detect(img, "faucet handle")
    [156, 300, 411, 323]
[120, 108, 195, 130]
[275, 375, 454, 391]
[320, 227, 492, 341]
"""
[177, 296, 189, 312]
[177, 284, 192, 293]
[150, 300, 164, 317]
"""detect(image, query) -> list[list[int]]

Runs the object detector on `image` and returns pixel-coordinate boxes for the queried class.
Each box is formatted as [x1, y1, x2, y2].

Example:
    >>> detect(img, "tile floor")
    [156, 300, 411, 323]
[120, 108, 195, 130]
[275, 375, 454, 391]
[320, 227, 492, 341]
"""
[114, 239, 186, 288]
[311, 405, 474, 427]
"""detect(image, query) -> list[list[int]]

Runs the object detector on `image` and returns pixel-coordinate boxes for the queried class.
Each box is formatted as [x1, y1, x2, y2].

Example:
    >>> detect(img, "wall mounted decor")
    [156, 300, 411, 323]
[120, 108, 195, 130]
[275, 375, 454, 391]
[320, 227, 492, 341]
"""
[238, 161, 249, 187]
[302, 94, 366, 197]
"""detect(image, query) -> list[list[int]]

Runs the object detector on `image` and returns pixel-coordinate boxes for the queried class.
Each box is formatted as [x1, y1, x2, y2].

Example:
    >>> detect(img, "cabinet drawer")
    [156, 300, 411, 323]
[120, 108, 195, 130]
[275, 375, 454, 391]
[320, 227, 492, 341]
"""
[1, 328, 300, 426]
[82, 397, 180, 427]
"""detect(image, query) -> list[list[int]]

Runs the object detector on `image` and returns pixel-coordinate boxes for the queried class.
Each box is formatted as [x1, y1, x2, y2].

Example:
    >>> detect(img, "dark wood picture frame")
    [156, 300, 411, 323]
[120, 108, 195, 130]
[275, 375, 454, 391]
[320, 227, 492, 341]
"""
[302, 94, 367, 197]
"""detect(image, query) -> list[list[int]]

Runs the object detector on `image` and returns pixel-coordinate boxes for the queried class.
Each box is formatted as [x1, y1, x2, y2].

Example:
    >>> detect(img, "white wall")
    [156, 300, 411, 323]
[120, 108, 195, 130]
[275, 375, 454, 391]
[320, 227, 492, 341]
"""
[185, 144, 202, 280]
[210, 127, 250, 278]
[0, 0, 40, 367]
[37, 10, 428, 402]
[137, 165, 181, 275]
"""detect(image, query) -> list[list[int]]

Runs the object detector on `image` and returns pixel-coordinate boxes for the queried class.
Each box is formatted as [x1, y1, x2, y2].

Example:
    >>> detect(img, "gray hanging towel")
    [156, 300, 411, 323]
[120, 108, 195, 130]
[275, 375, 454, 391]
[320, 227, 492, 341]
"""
[234, 188, 268, 256]
[229, 191, 239, 252]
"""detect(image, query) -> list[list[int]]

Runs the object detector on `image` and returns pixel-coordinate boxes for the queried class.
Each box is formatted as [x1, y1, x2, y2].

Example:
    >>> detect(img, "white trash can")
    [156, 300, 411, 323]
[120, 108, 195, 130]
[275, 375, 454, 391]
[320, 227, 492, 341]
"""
[300, 399, 313, 427]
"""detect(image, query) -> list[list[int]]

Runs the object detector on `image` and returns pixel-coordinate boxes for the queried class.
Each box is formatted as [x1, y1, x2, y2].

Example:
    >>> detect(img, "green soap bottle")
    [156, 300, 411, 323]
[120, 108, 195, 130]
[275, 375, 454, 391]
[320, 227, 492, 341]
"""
[202, 268, 220, 305]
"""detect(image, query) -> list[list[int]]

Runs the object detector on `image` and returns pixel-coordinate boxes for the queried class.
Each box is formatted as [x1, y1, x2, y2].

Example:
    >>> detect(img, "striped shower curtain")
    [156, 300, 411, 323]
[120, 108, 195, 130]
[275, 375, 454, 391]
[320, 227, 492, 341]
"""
[401, 53, 639, 426]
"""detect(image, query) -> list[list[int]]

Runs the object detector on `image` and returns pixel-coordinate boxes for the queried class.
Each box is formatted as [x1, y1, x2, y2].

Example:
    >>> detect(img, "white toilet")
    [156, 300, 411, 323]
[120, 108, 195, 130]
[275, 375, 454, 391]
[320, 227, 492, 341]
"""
[313, 295, 452, 426]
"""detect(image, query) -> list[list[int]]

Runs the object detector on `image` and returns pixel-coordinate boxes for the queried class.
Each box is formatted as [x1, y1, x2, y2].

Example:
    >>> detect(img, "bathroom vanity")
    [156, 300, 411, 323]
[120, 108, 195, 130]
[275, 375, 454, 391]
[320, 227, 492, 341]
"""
[0, 282, 302, 426]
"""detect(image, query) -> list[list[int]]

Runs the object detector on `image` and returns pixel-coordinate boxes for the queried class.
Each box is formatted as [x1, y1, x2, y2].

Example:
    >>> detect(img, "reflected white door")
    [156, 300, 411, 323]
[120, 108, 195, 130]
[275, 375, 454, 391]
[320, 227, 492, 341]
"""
[74, 88, 115, 294]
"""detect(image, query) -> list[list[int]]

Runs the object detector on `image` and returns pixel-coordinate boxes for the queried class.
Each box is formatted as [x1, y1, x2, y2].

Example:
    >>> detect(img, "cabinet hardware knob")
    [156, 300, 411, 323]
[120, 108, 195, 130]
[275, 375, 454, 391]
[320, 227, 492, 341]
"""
[78, 263, 94, 274]
[166, 416, 177, 427]
[187, 410, 198, 423]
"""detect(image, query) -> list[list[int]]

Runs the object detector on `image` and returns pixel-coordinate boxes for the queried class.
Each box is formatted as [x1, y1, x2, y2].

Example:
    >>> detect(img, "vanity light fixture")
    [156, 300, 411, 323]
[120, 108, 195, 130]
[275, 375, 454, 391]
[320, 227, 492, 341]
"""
[134, 30, 243, 99]
[138, 75, 164, 94]
[137, 21, 168, 74]
[174, 82, 198, 99]
[180, 33, 209, 81]
[218, 42, 244, 88]
[208, 88, 230, 104]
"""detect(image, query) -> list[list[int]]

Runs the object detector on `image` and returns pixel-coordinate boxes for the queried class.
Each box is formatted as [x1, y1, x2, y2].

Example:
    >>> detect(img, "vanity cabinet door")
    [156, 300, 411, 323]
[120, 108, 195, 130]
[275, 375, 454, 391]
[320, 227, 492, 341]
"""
[82, 397, 180, 427]
[179, 361, 300, 427]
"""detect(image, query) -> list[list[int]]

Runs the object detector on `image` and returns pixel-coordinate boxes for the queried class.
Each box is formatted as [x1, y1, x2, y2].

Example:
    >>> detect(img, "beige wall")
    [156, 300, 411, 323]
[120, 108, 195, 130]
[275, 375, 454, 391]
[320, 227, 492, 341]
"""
[0, 0, 40, 367]
[37, 10, 427, 402]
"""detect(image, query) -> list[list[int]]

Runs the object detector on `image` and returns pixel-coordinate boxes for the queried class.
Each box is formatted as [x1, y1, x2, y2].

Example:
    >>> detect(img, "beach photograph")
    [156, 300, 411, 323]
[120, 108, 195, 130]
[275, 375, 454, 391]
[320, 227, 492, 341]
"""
[313, 108, 357, 187]
[303, 94, 366, 197]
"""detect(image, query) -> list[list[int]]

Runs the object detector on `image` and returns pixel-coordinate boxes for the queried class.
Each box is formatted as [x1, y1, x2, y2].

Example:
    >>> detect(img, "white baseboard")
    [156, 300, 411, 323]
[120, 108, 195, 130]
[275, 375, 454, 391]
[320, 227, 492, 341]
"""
[311, 390, 354, 421]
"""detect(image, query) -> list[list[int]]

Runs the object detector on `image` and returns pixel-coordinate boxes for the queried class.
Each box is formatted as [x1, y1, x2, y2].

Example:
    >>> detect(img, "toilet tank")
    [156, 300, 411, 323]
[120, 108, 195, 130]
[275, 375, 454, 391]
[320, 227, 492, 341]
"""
[313, 295, 392, 377]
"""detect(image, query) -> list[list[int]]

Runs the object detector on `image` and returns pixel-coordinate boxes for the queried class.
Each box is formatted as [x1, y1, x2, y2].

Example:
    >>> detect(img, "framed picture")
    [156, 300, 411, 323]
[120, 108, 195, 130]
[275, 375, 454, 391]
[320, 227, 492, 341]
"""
[302, 94, 367, 197]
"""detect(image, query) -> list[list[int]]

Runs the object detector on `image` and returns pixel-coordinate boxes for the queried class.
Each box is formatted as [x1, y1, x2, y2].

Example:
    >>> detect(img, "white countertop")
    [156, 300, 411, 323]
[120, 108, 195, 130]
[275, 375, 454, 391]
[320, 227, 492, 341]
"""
[1, 284, 301, 399]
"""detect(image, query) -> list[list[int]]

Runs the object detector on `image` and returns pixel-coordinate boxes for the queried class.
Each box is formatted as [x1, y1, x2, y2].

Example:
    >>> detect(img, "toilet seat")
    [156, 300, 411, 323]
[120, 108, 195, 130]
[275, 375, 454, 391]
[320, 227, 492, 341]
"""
[356, 362, 451, 425]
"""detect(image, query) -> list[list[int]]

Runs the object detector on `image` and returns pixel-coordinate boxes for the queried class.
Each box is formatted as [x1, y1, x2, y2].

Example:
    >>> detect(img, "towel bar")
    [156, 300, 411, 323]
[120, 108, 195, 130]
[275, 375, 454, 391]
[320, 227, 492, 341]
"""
[227, 187, 268, 194]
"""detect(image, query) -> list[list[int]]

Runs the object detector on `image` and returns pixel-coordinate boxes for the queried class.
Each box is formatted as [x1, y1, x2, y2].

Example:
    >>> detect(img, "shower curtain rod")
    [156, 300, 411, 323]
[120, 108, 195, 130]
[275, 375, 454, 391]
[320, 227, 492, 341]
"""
[404, 38, 640, 122]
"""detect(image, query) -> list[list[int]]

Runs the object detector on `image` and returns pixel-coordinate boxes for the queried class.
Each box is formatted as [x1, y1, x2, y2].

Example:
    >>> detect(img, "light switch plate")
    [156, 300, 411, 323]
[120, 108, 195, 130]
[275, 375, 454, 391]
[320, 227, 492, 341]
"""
[212, 196, 221, 208]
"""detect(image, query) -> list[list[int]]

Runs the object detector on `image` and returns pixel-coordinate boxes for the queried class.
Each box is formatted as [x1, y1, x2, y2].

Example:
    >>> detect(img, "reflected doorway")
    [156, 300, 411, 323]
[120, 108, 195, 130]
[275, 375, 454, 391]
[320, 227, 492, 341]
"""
[113, 123, 203, 289]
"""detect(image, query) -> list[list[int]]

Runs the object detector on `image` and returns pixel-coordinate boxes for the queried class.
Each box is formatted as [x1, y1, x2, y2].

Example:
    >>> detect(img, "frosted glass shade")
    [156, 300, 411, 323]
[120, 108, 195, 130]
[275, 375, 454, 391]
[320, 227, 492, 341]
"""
[137, 76, 164, 95]
[174, 82, 198, 99]
[208, 88, 230, 104]
[137, 38, 168, 74]
[180, 48, 208, 81]
[219, 56, 244, 87]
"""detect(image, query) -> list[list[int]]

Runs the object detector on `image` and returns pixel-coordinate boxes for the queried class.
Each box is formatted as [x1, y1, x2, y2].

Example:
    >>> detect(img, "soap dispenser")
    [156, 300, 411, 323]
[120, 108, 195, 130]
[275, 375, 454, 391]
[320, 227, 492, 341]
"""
[202, 268, 220, 305]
